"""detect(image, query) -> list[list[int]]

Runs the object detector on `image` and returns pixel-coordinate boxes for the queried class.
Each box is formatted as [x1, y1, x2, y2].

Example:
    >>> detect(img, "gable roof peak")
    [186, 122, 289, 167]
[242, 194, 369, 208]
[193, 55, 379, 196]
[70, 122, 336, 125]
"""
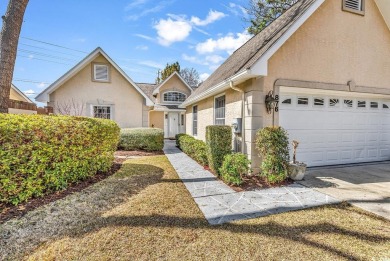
[35, 47, 154, 106]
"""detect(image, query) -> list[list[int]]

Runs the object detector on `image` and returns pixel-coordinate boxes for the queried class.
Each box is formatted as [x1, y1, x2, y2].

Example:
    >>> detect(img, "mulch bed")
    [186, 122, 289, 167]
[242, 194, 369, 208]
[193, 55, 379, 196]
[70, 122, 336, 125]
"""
[0, 151, 163, 224]
[230, 175, 294, 192]
[203, 165, 294, 192]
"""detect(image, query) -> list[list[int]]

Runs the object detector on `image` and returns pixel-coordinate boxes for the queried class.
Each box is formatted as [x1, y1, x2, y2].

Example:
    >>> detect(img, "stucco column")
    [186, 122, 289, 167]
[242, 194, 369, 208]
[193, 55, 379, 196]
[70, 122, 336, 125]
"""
[244, 77, 265, 174]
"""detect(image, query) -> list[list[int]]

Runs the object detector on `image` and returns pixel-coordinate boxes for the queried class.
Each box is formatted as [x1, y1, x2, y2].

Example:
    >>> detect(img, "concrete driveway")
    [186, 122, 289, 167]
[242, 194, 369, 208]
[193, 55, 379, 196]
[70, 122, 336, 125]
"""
[299, 161, 390, 220]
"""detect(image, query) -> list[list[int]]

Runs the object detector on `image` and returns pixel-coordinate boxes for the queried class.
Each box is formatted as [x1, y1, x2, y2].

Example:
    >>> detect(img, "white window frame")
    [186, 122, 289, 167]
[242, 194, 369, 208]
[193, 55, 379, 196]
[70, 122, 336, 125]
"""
[192, 105, 198, 136]
[93, 63, 110, 82]
[162, 91, 187, 103]
[313, 97, 325, 107]
[91, 105, 113, 120]
[328, 97, 341, 108]
[280, 96, 294, 106]
[296, 96, 310, 107]
[214, 93, 226, 125]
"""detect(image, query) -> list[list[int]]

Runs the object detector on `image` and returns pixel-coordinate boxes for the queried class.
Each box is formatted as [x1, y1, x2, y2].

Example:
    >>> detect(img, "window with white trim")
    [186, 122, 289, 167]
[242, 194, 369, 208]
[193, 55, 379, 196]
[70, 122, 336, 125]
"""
[163, 91, 186, 103]
[344, 99, 353, 108]
[214, 95, 225, 125]
[93, 106, 111, 119]
[358, 100, 366, 108]
[370, 102, 379, 109]
[329, 98, 340, 107]
[93, 64, 109, 82]
[314, 98, 325, 106]
[297, 97, 309, 105]
[193, 106, 198, 136]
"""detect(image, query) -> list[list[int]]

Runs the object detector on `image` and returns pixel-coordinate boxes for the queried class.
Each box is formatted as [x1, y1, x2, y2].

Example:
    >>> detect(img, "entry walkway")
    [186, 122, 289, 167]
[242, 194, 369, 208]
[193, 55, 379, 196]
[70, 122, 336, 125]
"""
[164, 140, 339, 225]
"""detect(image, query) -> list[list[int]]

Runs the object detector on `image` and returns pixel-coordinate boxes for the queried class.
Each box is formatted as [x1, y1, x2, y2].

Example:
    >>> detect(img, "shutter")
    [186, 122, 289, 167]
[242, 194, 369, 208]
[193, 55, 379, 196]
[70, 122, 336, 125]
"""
[94, 64, 109, 81]
[344, 0, 362, 11]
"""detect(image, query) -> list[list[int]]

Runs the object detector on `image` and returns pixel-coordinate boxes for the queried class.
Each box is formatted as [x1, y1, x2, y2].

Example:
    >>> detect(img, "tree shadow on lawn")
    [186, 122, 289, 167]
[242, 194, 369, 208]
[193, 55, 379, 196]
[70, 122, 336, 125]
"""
[66, 204, 390, 260]
[0, 162, 165, 260]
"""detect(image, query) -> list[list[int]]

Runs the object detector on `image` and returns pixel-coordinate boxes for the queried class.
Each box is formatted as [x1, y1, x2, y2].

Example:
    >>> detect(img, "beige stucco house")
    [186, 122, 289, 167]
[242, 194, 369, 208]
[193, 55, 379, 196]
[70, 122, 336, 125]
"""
[35, 48, 192, 138]
[181, 0, 390, 171]
[9, 84, 37, 114]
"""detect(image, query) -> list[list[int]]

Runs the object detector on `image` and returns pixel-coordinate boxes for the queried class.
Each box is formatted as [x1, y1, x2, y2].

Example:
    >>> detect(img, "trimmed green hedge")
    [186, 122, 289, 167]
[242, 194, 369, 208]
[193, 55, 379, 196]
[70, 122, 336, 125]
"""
[0, 114, 120, 205]
[177, 134, 208, 166]
[175, 133, 186, 147]
[206, 126, 232, 175]
[119, 128, 164, 151]
[256, 127, 290, 184]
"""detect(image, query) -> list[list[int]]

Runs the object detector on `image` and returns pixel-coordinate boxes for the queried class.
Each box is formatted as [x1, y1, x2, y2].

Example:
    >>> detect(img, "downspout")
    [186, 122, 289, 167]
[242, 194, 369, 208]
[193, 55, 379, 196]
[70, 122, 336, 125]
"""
[229, 81, 245, 154]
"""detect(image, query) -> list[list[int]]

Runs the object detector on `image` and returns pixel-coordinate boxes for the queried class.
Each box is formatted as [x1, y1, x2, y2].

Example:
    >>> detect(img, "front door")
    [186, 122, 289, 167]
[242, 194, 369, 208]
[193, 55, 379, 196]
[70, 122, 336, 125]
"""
[168, 113, 179, 138]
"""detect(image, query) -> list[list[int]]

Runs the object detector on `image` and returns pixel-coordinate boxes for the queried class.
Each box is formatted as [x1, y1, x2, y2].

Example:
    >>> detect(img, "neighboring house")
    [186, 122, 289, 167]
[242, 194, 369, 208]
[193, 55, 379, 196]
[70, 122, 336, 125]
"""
[9, 84, 37, 114]
[138, 71, 193, 138]
[35, 48, 192, 138]
[181, 0, 390, 171]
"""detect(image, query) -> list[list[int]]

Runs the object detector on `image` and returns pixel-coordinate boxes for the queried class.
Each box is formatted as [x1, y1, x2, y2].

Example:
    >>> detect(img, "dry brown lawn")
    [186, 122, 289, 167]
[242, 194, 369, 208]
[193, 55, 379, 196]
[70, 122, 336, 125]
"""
[1, 155, 389, 261]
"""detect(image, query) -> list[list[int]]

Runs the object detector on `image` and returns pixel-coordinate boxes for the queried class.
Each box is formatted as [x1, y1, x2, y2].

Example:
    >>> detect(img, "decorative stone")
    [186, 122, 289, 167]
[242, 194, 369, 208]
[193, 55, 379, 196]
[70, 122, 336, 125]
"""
[288, 162, 307, 181]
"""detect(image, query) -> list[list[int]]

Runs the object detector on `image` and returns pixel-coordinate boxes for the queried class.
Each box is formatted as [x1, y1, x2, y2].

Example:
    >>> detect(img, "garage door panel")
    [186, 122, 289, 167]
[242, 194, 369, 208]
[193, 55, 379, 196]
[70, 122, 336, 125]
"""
[380, 149, 390, 158]
[280, 93, 390, 166]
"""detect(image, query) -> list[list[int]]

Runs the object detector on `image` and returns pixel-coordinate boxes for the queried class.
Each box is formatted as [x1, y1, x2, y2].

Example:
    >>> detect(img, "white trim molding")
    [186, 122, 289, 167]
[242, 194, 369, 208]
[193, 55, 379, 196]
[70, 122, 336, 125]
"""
[35, 47, 154, 106]
[153, 71, 194, 95]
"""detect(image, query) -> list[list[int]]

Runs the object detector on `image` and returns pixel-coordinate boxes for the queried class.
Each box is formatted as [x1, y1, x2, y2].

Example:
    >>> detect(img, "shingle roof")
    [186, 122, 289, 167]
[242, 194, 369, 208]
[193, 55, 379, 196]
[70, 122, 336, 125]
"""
[137, 83, 158, 101]
[188, 0, 317, 100]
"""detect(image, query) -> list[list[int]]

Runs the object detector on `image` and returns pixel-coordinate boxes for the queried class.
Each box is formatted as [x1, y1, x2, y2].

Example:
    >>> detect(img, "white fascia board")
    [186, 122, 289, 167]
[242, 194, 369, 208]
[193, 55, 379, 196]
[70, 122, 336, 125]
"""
[97, 50, 154, 106]
[375, 0, 390, 30]
[35, 47, 154, 106]
[179, 69, 254, 108]
[251, 0, 325, 76]
[11, 84, 34, 103]
[153, 71, 193, 95]
[35, 49, 102, 102]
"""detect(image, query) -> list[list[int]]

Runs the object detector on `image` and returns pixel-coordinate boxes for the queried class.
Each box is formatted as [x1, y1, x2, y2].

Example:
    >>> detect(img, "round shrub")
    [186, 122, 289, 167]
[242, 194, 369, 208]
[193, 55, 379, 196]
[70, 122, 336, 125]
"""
[119, 128, 164, 151]
[256, 127, 290, 184]
[0, 114, 120, 205]
[219, 153, 251, 185]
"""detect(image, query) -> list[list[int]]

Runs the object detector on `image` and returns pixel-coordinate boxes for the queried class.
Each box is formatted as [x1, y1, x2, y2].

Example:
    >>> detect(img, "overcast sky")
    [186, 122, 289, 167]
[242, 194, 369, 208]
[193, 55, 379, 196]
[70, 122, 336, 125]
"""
[0, 0, 252, 102]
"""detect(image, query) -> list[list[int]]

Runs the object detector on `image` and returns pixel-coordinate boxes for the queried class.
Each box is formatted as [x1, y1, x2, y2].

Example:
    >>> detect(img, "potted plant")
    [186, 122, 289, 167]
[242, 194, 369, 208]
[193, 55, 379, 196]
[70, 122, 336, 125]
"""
[288, 140, 307, 181]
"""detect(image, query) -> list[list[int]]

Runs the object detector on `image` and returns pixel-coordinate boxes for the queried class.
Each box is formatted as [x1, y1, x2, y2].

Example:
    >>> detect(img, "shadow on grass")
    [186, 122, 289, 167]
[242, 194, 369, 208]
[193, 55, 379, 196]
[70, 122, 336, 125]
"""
[0, 163, 165, 260]
[67, 204, 390, 260]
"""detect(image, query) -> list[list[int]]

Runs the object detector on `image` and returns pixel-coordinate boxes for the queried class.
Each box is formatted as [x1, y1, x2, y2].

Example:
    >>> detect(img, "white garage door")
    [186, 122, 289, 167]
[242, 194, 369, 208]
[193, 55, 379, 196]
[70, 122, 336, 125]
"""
[279, 89, 390, 167]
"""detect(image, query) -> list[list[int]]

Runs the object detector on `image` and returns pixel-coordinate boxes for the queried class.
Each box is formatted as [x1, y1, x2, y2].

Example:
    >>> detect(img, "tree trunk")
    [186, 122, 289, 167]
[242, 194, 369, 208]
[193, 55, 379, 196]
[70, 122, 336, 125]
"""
[0, 0, 29, 113]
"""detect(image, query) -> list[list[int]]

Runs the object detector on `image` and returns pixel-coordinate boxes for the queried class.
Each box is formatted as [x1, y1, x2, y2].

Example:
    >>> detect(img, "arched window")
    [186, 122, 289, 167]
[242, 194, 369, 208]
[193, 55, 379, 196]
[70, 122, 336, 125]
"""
[163, 91, 187, 102]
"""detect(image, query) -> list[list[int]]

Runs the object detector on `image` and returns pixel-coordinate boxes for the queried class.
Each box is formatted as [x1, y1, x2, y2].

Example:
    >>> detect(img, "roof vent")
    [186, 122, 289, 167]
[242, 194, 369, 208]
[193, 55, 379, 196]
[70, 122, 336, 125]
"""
[343, 0, 365, 15]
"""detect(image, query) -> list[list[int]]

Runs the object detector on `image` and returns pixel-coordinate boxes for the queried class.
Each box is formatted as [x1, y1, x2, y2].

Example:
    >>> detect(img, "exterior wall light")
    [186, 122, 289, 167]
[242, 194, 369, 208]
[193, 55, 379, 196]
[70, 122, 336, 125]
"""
[265, 91, 279, 114]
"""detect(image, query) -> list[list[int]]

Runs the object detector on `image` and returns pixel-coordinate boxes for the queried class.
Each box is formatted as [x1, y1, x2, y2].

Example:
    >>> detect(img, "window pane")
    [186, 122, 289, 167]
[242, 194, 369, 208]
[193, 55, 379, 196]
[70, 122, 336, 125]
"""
[383, 103, 389, 109]
[93, 106, 111, 119]
[329, 99, 339, 107]
[371, 102, 378, 108]
[344, 99, 353, 108]
[215, 96, 225, 126]
[297, 97, 309, 105]
[282, 98, 292, 104]
[358, 101, 366, 108]
[163, 92, 186, 102]
[193, 106, 198, 135]
[314, 98, 324, 106]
